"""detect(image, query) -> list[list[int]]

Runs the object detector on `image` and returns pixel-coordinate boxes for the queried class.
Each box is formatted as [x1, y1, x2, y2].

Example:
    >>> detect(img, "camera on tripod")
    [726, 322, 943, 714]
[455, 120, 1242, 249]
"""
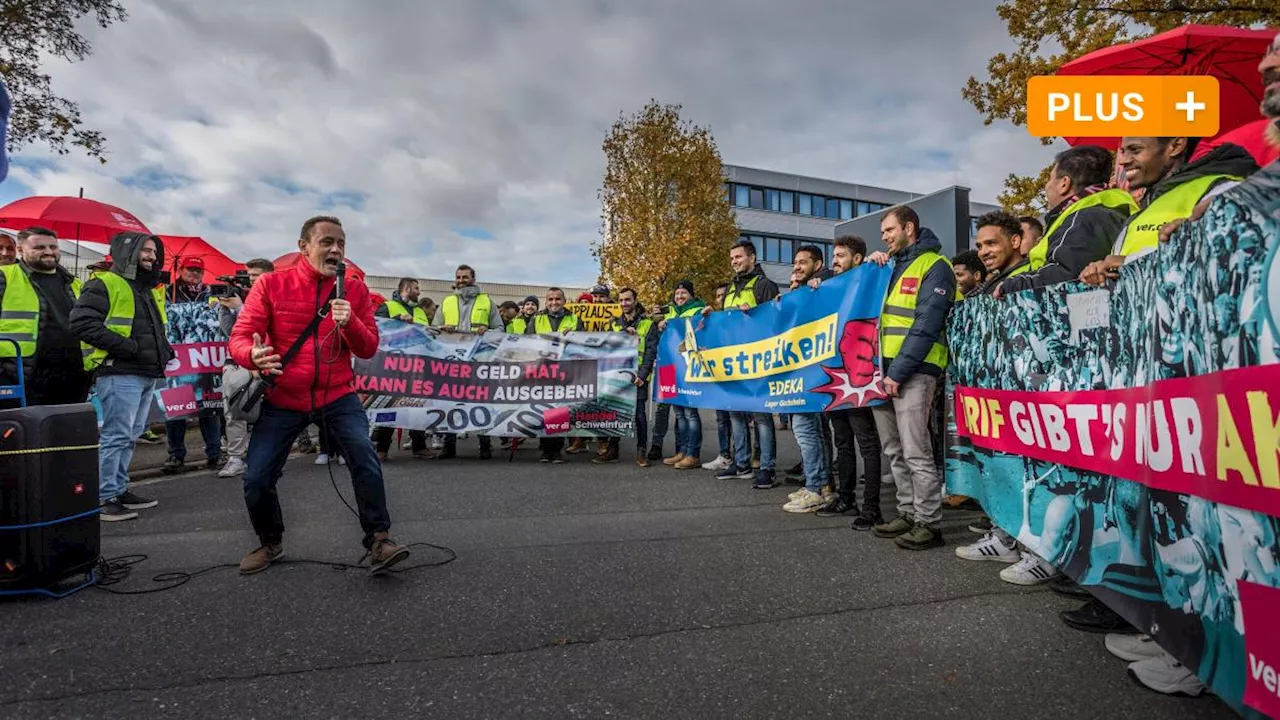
[210, 270, 252, 298]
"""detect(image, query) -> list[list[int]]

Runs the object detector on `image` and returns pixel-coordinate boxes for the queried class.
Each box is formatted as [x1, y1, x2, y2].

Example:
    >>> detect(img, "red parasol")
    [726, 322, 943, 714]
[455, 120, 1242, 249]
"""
[1058, 24, 1277, 150]
[0, 195, 150, 243]
[161, 235, 242, 284]
[272, 252, 365, 283]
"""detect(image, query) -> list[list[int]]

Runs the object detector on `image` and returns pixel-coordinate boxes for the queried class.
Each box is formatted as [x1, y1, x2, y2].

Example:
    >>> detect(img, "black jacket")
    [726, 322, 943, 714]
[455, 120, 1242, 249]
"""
[0, 261, 85, 383]
[70, 232, 173, 378]
[727, 265, 780, 307]
[883, 228, 955, 383]
[612, 304, 660, 382]
[1000, 191, 1133, 294]
[1137, 142, 1258, 212]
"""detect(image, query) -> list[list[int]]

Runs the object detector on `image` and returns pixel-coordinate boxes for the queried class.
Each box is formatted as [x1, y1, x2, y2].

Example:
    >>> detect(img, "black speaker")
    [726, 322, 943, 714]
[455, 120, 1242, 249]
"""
[0, 404, 101, 591]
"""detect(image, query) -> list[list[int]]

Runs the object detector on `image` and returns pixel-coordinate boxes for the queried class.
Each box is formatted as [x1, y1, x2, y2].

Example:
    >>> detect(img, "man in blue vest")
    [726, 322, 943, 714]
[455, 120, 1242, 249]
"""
[71, 232, 174, 522]
[0, 226, 91, 407]
[433, 264, 501, 460]
[864, 206, 955, 550]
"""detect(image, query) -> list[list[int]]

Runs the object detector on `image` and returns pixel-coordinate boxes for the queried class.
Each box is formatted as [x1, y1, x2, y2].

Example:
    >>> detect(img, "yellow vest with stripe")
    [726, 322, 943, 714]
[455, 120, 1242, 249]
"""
[1029, 189, 1140, 269]
[1115, 174, 1237, 257]
[82, 271, 169, 371]
[507, 316, 530, 334]
[533, 312, 580, 334]
[614, 315, 655, 378]
[880, 252, 952, 372]
[724, 276, 759, 308]
[664, 305, 702, 320]
[0, 265, 83, 358]
[383, 299, 429, 325]
[441, 293, 492, 328]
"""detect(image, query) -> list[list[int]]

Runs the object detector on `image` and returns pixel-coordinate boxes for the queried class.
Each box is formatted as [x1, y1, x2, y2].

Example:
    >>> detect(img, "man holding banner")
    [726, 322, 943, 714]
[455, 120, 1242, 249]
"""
[780, 246, 834, 512]
[658, 281, 706, 470]
[865, 207, 955, 550]
[434, 265, 500, 460]
[372, 277, 434, 461]
[525, 287, 582, 463]
[604, 287, 658, 466]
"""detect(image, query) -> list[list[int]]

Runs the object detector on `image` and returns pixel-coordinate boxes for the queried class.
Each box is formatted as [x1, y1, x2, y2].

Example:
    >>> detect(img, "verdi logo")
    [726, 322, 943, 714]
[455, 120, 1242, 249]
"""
[542, 406, 570, 434]
[657, 365, 677, 399]
[1240, 581, 1280, 718]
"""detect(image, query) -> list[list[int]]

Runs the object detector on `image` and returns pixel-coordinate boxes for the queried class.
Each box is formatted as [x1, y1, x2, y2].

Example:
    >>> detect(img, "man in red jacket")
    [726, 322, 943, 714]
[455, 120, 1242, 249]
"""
[229, 215, 410, 575]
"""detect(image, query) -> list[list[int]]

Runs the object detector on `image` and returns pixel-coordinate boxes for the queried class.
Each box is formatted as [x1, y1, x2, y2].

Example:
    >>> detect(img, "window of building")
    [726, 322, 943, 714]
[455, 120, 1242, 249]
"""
[779, 191, 794, 213]
[825, 198, 840, 219]
[724, 183, 732, 203]
[777, 238, 793, 263]
[798, 194, 812, 216]
[970, 217, 978, 238]
[749, 187, 765, 209]
[840, 199, 853, 220]
[735, 185, 750, 207]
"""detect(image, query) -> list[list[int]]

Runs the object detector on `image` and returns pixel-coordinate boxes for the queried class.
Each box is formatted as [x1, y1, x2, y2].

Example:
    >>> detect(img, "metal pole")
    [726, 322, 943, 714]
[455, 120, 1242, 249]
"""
[73, 187, 83, 275]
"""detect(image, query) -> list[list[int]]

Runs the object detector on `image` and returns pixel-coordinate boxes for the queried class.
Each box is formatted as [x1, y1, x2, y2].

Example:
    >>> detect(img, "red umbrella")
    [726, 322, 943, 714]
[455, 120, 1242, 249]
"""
[1058, 24, 1277, 150]
[0, 195, 150, 243]
[160, 235, 243, 284]
[272, 252, 365, 283]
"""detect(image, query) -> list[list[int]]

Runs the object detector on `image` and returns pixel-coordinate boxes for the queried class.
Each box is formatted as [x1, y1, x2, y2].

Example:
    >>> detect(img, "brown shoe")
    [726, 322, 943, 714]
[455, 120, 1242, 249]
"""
[376, 451, 388, 462]
[674, 456, 701, 470]
[367, 532, 410, 574]
[565, 438, 588, 454]
[636, 456, 651, 468]
[663, 452, 686, 466]
[592, 447, 620, 464]
[239, 543, 283, 575]
[412, 449, 439, 459]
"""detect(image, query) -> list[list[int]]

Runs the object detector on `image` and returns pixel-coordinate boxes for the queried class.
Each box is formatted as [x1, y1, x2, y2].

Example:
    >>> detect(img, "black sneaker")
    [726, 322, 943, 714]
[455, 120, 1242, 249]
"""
[715, 465, 752, 480]
[967, 516, 993, 534]
[162, 455, 185, 475]
[646, 447, 663, 463]
[100, 499, 138, 522]
[479, 448, 493, 460]
[117, 490, 158, 510]
[815, 497, 858, 517]
[551, 453, 566, 464]
[1049, 576, 1093, 599]
[1061, 598, 1138, 634]
[850, 510, 883, 532]
[206, 455, 223, 470]
[539, 454, 552, 464]
[752, 470, 777, 489]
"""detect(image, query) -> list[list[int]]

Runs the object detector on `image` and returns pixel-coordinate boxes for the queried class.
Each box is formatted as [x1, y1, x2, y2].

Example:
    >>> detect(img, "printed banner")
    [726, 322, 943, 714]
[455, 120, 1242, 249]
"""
[356, 319, 637, 437]
[946, 170, 1280, 716]
[566, 302, 621, 331]
[652, 265, 892, 413]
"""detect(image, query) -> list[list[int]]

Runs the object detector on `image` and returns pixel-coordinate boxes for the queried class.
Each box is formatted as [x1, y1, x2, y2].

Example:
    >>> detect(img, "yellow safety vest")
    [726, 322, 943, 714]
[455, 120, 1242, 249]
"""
[614, 315, 655, 370]
[82, 271, 169, 371]
[1115, 174, 1237, 257]
[507, 316, 530, 334]
[0, 265, 82, 358]
[383, 299, 429, 325]
[533, 312, 581, 334]
[441, 293, 492, 328]
[880, 252, 952, 372]
[724, 275, 759, 309]
[664, 305, 703, 320]
[1030, 189, 1140, 270]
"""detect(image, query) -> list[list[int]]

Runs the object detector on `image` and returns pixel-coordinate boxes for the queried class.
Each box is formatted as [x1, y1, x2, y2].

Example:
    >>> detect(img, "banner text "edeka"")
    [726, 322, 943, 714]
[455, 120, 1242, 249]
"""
[685, 314, 837, 382]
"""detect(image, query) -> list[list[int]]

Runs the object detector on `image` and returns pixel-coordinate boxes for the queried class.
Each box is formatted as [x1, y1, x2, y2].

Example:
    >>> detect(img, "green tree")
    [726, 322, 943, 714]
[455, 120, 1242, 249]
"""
[964, 0, 1280, 212]
[595, 100, 740, 307]
[1, 0, 128, 162]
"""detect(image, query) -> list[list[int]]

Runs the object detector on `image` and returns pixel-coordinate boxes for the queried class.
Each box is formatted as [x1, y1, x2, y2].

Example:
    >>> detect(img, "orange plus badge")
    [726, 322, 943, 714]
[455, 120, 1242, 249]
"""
[1026, 76, 1220, 139]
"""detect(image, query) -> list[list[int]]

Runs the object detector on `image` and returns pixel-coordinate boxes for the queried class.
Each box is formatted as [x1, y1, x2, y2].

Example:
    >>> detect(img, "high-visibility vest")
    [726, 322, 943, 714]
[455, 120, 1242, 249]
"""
[82, 271, 168, 371]
[1114, 174, 1237, 257]
[664, 305, 703, 320]
[1029, 189, 1139, 270]
[0, 265, 82, 358]
[383, 299, 429, 325]
[879, 252, 952, 372]
[615, 315, 655, 370]
[441, 293, 492, 328]
[533, 312, 581, 334]
[724, 275, 759, 308]
[507, 316, 530, 334]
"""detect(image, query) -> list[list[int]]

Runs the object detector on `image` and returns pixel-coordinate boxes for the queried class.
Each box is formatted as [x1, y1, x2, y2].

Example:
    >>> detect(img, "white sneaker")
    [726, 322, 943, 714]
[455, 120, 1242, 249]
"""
[999, 551, 1061, 585]
[1105, 633, 1164, 663]
[954, 532, 1019, 563]
[1128, 651, 1206, 696]
[314, 453, 330, 465]
[217, 457, 247, 477]
[702, 455, 732, 471]
[783, 489, 826, 513]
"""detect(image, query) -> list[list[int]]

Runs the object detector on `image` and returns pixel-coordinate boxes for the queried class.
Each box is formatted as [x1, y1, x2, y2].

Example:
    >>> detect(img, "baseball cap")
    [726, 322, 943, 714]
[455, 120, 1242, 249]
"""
[182, 257, 205, 270]
[590, 284, 610, 295]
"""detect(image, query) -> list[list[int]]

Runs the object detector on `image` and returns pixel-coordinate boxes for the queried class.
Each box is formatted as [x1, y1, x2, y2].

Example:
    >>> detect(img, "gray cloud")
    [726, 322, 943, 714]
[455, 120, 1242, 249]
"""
[11, 0, 1057, 283]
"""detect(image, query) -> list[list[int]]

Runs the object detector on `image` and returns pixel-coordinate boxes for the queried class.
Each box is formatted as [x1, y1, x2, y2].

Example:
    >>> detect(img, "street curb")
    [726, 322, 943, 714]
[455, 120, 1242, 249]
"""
[131, 453, 307, 484]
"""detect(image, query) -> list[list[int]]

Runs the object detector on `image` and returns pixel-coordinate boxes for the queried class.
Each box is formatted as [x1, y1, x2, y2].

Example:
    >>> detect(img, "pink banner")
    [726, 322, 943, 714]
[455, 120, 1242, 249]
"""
[1241, 580, 1280, 718]
[165, 341, 229, 377]
[157, 384, 199, 419]
[954, 364, 1280, 518]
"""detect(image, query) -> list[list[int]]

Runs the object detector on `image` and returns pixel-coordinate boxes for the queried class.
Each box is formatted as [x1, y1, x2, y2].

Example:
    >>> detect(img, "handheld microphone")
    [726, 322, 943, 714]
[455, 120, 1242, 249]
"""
[334, 262, 346, 299]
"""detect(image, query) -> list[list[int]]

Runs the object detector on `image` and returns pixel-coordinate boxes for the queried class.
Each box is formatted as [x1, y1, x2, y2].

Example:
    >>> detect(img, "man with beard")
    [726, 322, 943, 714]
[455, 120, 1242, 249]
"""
[1017, 216, 1044, 258]
[507, 295, 539, 334]
[0, 232, 15, 266]
[602, 287, 658, 466]
[524, 287, 582, 464]
[434, 264, 501, 460]
[372, 277, 434, 461]
[0, 226, 91, 407]
[161, 256, 224, 474]
[72, 232, 173, 521]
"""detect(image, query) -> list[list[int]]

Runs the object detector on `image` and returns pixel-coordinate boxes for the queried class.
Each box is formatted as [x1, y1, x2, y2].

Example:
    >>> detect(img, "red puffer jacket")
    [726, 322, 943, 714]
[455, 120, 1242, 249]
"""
[229, 260, 379, 413]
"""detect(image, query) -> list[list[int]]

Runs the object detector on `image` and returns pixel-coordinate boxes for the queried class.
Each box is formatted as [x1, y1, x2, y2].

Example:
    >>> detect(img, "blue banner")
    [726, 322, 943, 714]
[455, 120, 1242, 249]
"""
[653, 264, 892, 413]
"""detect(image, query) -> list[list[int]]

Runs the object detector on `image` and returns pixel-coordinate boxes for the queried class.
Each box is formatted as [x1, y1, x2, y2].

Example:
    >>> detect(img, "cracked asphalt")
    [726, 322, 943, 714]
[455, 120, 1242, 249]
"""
[1, 425, 1238, 719]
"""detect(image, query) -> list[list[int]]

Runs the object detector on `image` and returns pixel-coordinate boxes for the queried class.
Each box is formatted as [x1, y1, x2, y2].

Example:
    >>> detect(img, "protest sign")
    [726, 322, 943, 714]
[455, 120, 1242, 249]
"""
[356, 320, 637, 437]
[565, 302, 621, 331]
[652, 265, 892, 413]
[946, 171, 1280, 715]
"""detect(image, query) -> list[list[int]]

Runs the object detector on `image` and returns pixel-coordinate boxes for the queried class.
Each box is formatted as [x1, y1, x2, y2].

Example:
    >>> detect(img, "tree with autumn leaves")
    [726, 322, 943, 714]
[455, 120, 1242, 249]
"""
[594, 101, 739, 307]
[965, 0, 1280, 214]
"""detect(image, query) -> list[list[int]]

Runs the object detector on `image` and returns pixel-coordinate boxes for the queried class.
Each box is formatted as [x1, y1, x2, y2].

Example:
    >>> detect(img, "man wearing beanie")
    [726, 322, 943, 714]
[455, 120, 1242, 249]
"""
[658, 279, 706, 470]
[507, 295, 539, 334]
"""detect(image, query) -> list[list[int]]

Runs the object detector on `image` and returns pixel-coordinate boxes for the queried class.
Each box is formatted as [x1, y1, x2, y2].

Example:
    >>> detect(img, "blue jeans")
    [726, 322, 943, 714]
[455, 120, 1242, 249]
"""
[715, 410, 732, 458]
[243, 393, 391, 548]
[730, 412, 775, 471]
[791, 413, 829, 492]
[676, 406, 702, 459]
[96, 374, 159, 502]
[165, 413, 222, 461]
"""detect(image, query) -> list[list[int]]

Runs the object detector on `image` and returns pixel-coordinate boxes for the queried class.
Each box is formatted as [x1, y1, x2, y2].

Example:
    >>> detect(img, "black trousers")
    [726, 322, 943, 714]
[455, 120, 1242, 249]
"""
[0, 362, 91, 409]
[443, 433, 491, 452]
[373, 427, 426, 453]
[828, 407, 882, 512]
[540, 438, 565, 456]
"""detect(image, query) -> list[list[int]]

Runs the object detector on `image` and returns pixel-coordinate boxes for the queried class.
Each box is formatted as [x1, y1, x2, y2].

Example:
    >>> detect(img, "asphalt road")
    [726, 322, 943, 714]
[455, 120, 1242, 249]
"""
[1, 429, 1237, 719]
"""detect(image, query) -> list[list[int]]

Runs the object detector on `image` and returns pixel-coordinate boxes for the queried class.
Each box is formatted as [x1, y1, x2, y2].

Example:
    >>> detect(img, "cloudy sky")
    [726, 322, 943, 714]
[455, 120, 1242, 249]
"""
[2, 0, 1057, 285]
